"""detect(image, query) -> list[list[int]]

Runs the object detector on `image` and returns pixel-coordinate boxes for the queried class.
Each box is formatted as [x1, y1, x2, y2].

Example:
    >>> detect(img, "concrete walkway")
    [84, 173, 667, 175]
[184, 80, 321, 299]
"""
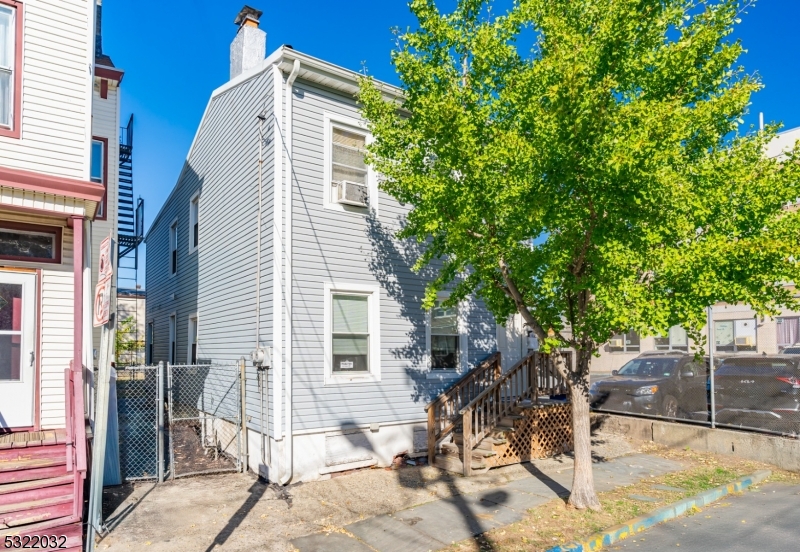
[291, 454, 683, 552]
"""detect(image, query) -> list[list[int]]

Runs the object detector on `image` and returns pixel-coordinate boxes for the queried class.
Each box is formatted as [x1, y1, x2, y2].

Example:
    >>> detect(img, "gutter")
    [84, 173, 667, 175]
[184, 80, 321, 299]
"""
[280, 59, 301, 486]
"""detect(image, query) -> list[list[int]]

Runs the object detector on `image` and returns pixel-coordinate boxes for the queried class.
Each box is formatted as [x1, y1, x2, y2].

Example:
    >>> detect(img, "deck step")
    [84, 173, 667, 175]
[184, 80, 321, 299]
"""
[0, 446, 67, 474]
[433, 454, 488, 474]
[491, 426, 515, 434]
[0, 485, 74, 516]
[499, 415, 524, 426]
[440, 443, 497, 460]
[0, 500, 73, 527]
[0, 520, 81, 548]
[0, 474, 73, 496]
[0, 466, 70, 486]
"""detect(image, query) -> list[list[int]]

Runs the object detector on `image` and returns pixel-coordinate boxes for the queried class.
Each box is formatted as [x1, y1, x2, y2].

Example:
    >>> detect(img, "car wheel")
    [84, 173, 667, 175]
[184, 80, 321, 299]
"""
[662, 395, 678, 418]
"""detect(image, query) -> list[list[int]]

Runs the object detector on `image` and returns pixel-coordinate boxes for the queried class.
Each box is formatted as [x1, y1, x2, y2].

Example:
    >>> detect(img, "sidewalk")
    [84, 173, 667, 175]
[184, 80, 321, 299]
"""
[290, 454, 684, 552]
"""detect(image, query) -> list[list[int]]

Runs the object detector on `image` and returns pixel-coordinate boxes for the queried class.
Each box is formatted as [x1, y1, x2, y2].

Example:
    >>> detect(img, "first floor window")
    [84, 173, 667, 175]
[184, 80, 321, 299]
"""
[331, 294, 369, 373]
[147, 322, 154, 364]
[169, 315, 176, 364]
[0, 222, 61, 263]
[188, 316, 198, 364]
[715, 319, 756, 353]
[609, 330, 640, 353]
[777, 317, 799, 351]
[654, 325, 689, 351]
[431, 300, 460, 370]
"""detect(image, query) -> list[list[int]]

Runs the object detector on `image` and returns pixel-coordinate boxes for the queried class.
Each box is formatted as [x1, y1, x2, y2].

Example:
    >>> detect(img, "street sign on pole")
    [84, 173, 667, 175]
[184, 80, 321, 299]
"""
[93, 236, 114, 327]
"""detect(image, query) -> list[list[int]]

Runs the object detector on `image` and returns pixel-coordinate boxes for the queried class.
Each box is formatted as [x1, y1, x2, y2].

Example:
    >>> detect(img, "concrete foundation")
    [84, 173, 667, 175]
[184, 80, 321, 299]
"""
[594, 413, 800, 472]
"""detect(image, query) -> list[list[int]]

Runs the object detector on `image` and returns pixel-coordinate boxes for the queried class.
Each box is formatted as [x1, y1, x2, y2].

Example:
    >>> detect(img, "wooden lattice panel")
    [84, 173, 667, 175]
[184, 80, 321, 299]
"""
[488, 404, 573, 468]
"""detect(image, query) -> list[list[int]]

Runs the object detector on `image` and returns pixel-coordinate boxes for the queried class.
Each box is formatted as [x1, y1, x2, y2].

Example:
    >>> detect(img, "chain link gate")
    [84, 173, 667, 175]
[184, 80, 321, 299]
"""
[115, 365, 162, 481]
[167, 363, 241, 478]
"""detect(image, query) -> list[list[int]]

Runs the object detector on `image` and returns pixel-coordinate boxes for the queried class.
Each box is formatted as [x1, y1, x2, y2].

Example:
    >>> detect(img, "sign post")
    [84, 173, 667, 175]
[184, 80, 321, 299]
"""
[86, 235, 116, 552]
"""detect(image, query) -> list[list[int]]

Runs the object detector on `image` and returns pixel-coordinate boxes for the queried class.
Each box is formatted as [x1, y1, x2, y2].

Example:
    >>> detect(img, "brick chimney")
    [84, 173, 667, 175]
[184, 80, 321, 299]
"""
[230, 6, 266, 79]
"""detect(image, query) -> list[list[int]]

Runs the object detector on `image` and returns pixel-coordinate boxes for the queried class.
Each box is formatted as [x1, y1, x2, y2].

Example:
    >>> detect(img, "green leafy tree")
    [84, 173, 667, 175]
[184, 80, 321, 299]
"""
[115, 316, 144, 367]
[359, 0, 800, 509]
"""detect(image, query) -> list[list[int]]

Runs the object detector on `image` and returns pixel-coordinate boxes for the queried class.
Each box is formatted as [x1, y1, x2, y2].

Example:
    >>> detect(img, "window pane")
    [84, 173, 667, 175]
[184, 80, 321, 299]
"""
[0, 228, 56, 260]
[332, 127, 367, 186]
[0, 334, 21, 381]
[0, 283, 22, 331]
[332, 163, 367, 185]
[734, 319, 757, 351]
[715, 321, 734, 352]
[777, 317, 799, 349]
[654, 335, 670, 350]
[431, 335, 459, 369]
[0, 7, 13, 70]
[332, 295, 368, 334]
[0, 70, 9, 127]
[91, 141, 103, 182]
[332, 336, 369, 372]
[626, 331, 640, 352]
[609, 333, 625, 352]
[332, 127, 366, 150]
[431, 300, 458, 335]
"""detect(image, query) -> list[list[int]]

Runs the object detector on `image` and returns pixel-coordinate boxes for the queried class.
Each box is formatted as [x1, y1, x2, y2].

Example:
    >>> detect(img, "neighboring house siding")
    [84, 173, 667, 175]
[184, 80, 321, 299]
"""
[91, 79, 120, 361]
[288, 78, 496, 432]
[0, 0, 92, 180]
[0, 212, 75, 429]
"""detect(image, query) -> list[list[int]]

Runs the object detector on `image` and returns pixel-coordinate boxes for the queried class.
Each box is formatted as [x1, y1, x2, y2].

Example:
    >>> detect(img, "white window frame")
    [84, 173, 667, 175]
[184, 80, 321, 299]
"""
[714, 318, 758, 353]
[426, 292, 469, 379]
[168, 218, 178, 277]
[187, 313, 198, 365]
[168, 313, 177, 365]
[0, 3, 16, 130]
[654, 325, 689, 351]
[608, 330, 641, 354]
[322, 112, 378, 215]
[323, 282, 381, 385]
[188, 192, 199, 254]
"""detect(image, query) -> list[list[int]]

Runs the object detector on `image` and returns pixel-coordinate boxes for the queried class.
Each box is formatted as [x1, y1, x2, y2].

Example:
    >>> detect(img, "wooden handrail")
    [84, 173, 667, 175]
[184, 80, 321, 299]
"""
[426, 352, 502, 465]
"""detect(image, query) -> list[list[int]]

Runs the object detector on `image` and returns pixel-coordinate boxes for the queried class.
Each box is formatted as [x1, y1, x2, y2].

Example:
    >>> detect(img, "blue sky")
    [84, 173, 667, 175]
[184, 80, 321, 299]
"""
[101, 0, 800, 286]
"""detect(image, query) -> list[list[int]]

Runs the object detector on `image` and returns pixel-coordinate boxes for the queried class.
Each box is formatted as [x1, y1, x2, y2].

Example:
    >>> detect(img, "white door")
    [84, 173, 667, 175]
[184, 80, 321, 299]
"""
[0, 272, 36, 429]
[497, 313, 527, 371]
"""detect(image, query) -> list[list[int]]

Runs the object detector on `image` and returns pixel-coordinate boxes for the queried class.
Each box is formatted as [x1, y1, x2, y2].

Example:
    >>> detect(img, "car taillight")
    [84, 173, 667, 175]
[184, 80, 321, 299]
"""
[776, 376, 800, 389]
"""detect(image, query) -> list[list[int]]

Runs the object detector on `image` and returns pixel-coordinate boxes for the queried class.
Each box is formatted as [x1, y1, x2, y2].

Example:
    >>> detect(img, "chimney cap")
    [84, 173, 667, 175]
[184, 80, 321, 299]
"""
[234, 5, 263, 27]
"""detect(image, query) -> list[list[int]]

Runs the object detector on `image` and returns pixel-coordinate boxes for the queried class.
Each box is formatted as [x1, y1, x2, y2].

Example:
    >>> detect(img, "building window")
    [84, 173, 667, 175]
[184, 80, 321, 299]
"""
[777, 317, 799, 351]
[654, 326, 689, 351]
[147, 321, 154, 364]
[431, 300, 460, 370]
[609, 331, 640, 353]
[324, 283, 380, 384]
[0, 221, 62, 264]
[189, 193, 199, 252]
[0, 1, 21, 137]
[323, 113, 374, 212]
[188, 315, 198, 365]
[169, 314, 176, 364]
[714, 319, 757, 353]
[169, 221, 177, 276]
[91, 138, 108, 219]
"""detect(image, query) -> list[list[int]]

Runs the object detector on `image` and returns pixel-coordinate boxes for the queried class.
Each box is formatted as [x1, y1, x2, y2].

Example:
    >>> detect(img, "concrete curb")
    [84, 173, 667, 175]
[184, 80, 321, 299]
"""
[547, 469, 772, 552]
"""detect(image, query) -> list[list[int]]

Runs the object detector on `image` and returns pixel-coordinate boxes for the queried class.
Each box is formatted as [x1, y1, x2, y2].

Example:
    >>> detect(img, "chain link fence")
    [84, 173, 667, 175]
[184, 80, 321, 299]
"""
[591, 352, 800, 438]
[112, 362, 241, 482]
[167, 363, 241, 478]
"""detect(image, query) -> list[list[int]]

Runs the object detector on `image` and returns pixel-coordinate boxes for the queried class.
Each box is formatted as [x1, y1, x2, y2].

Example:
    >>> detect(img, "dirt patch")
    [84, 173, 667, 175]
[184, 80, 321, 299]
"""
[447, 445, 800, 552]
[170, 422, 237, 476]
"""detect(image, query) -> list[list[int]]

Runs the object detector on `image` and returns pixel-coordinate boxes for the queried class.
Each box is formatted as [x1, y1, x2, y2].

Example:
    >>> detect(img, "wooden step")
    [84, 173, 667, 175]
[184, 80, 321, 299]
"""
[0, 466, 69, 486]
[0, 520, 81, 549]
[0, 483, 74, 511]
[0, 446, 67, 474]
[433, 454, 488, 474]
[440, 442, 497, 459]
[491, 426, 515, 434]
[0, 500, 73, 528]
[477, 436, 507, 447]
[0, 474, 73, 496]
[470, 448, 497, 458]
[499, 415, 524, 426]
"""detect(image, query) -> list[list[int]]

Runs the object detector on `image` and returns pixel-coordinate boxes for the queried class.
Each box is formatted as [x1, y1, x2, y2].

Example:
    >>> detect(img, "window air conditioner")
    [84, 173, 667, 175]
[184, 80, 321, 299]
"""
[735, 336, 754, 347]
[610, 338, 624, 348]
[337, 180, 368, 207]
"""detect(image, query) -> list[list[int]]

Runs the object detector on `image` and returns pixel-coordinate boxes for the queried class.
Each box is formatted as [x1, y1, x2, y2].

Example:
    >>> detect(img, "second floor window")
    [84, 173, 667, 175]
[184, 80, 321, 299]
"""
[189, 194, 199, 252]
[330, 125, 368, 206]
[0, 3, 18, 131]
[91, 139, 106, 218]
[169, 221, 177, 275]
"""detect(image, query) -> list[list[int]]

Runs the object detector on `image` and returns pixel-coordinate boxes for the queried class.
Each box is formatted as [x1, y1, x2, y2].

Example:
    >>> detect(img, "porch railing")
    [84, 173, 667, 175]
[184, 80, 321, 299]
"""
[65, 362, 88, 520]
[424, 352, 502, 465]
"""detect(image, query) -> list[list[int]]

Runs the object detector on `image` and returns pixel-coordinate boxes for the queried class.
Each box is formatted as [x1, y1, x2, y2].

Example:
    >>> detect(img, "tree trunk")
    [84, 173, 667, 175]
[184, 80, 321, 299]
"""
[567, 352, 601, 510]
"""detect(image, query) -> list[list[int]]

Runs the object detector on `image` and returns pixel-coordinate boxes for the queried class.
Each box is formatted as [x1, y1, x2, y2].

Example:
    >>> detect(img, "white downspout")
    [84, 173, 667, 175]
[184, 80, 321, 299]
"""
[281, 59, 301, 486]
[270, 64, 284, 479]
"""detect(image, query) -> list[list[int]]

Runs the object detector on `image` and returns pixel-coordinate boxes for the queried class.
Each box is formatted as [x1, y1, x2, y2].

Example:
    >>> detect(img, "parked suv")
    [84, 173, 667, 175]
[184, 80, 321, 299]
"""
[713, 355, 800, 433]
[590, 352, 708, 419]
[781, 344, 800, 354]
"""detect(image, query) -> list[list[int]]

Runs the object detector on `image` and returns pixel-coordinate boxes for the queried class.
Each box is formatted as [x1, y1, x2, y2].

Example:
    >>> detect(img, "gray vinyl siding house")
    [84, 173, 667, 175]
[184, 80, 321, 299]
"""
[145, 32, 507, 482]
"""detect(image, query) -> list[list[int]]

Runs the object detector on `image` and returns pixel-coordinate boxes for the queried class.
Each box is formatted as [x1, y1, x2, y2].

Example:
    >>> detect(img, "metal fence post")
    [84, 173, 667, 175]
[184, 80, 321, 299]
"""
[707, 306, 716, 429]
[167, 362, 175, 480]
[157, 361, 165, 483]
[240, 357, 248, 473]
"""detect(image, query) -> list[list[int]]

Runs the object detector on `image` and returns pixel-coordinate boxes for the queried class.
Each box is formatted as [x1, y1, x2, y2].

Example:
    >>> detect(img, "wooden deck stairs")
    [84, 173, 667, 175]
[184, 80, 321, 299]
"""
[426, 352, 573, 476]
[0, 368, 89, 551]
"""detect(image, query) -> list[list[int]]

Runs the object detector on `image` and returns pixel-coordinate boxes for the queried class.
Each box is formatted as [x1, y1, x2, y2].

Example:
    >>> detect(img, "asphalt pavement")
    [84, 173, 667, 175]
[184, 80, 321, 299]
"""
[609, 482, 800, 551]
